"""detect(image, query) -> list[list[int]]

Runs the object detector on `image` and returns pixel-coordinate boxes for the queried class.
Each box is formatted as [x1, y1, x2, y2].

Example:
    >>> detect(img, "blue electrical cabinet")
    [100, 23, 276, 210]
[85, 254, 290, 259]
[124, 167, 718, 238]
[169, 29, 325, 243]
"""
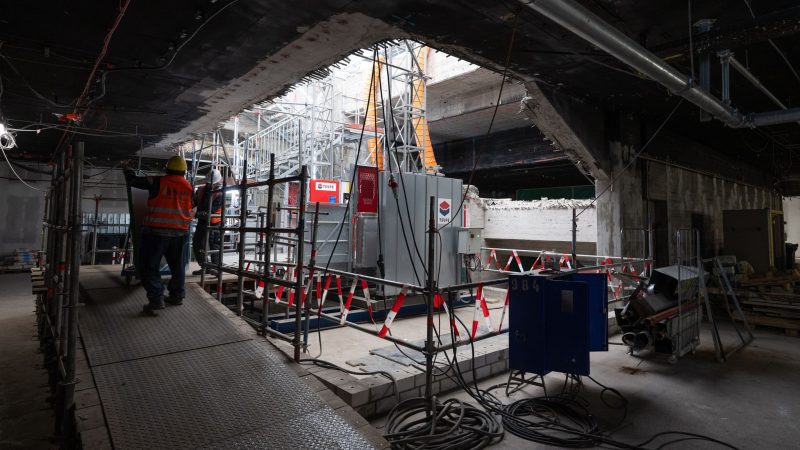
[508, 273, 607, 376]
[544, 279, 590, 375]
[508, 275, 547, 374]
[571, 273, 609, 352]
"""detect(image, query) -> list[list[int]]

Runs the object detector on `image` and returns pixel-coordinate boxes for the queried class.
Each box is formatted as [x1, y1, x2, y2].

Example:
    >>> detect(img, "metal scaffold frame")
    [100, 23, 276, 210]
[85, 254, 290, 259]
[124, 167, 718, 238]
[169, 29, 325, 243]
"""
[387, 41, 429, 174]
[37, 142, 85, 441]
[194, 40, 438, 188]
[195, 145, 311, 361]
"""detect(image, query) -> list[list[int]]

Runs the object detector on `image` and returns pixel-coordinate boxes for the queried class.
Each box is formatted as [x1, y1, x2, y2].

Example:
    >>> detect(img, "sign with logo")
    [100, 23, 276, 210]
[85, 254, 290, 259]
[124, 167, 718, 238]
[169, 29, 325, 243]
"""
[309, 179, 340, 204]
[438, 198, 452, 225]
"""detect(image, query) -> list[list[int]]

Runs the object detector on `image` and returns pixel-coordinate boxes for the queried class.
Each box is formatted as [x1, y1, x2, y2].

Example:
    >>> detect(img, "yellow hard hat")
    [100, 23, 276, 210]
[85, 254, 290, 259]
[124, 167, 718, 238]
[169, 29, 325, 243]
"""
[165, 155, 187, 172]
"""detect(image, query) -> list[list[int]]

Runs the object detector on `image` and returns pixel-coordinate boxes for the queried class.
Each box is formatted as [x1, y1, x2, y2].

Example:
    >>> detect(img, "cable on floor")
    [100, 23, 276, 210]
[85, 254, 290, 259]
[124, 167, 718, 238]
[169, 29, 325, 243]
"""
[383, 397, 503, 450]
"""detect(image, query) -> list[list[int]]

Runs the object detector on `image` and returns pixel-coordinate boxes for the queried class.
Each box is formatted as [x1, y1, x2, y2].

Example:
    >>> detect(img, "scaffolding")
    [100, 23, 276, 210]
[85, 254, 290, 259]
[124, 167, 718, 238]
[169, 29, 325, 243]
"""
[194, 41, 437, 190]
[37, 142, 85, 439]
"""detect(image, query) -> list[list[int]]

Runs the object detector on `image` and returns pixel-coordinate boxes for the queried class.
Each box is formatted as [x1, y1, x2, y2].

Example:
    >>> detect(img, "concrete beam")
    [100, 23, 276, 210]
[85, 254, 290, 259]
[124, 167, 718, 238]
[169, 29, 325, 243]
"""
[427, 68, 526, 123]
[157, 13, 407, 148]
[521, 81, 608, 179]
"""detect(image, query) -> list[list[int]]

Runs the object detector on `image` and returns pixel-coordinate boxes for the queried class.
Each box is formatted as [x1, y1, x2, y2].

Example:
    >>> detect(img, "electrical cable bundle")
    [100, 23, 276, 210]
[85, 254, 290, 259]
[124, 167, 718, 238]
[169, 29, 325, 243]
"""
[502, 395, 601, 448]
[384, 397, 503, 450]
[426, 282, 738, 450]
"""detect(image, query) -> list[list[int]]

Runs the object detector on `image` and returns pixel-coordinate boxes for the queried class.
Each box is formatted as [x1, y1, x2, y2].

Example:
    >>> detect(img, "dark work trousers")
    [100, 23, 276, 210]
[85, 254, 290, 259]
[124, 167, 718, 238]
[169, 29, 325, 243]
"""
[192, 226, 222, 266]
[140, 232, 187, 304]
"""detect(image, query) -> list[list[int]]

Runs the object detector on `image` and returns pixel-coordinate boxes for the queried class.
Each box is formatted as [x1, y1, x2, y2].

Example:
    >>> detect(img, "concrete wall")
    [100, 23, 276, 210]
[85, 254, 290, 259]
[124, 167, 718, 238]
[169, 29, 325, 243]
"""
[0, 163, 128, 259]
[647, 160, 777, 260]
[0, 164, 48, 257]
[483, 199, 596, 243]
[81, 169, 129, 215]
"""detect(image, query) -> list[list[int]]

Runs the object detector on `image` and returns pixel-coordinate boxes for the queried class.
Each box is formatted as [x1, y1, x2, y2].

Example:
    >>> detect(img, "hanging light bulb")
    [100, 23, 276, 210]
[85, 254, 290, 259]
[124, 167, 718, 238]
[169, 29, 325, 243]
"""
[0, 122, 17, 150]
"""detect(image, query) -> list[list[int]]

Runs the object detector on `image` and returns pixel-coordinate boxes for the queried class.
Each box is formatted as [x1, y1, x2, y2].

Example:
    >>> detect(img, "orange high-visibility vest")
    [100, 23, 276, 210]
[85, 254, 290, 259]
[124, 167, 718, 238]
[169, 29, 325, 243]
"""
[143, 175, 193, 230]
[210, 205, 223, 225]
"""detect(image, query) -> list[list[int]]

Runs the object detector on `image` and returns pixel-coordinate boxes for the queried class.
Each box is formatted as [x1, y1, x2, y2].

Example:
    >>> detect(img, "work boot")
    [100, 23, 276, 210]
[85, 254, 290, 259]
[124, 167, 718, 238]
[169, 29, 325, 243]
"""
[192, 269, 203, 275]
[142, 299, 165, 316]
[166, 296, 183, 306]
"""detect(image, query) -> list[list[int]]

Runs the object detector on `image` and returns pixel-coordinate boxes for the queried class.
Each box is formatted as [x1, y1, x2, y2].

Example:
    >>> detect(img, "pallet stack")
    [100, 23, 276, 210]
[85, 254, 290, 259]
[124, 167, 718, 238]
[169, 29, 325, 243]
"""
[0, 248, 38, 273]
[734, 289, 800, 337]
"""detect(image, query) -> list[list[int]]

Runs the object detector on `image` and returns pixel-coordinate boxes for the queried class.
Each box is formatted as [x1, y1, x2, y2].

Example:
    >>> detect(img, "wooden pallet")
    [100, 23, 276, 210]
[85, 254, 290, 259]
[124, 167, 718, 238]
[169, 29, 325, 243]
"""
[739, 270, 798, 291]
[734, 311, 800, 337]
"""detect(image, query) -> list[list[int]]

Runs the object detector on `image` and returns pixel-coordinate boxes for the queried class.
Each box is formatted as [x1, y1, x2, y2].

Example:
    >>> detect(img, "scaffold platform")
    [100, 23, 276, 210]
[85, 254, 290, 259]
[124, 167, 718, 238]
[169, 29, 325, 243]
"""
[73, 265, 387, 449]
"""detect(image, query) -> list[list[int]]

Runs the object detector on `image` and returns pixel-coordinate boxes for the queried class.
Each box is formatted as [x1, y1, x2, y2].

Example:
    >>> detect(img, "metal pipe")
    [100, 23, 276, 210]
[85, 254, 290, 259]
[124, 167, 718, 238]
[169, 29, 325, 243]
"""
[215, 266, 300, 289]
[524, 0, 800, 129]
[571, 208, 577, 267]
[519, 0, 746, 127]
[424, 197, 436, 408]
[200, 174, 214, 287]
[694, 19, 715, 122]
[727, 54, 788, 110]
[314, 310, 426, 352]
[749, 107, 800, 127]
[209, 174, 304, 194]
[292, 165, 307, 362]
[439, 277, 508, 293]
[90, 195, 100, 265]
[310, 265, 425, 292]
[480, 246, 641, 261]
[303, 204, 321, 352]
[217, 177, 227, 302]
[435, 328, 509, 353]
[63, 141, 84, 436]
[720, 51, 731, 104]
[262, 156, 275, 333]
[236, 140, 249, 316]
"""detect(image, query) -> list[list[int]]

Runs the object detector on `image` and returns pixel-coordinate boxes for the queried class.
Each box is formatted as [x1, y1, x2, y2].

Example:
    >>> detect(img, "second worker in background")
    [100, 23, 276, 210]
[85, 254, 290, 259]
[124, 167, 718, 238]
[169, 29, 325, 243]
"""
[192, 169, 224, 275]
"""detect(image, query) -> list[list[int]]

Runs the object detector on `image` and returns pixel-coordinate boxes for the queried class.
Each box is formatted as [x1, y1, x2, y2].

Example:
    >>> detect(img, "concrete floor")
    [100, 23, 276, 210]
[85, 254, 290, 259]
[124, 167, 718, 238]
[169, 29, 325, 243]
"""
[361, 322, 800, 449]
[0, 274, 54, 449]
[301, 298, 800, 448]
[302, 297, 509, 372]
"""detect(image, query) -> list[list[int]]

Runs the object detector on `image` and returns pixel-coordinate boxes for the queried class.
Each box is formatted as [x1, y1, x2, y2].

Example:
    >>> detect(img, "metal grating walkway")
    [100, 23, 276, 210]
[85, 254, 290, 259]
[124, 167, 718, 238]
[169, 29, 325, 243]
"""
[78, 272, 376, 449]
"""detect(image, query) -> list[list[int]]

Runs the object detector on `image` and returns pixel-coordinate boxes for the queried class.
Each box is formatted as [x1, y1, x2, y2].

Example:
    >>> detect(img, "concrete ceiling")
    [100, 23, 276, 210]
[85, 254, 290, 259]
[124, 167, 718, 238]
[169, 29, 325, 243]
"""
[428, 67, 530, 143]
[0, 0, 798, 188]
[429, 103, 529, 144]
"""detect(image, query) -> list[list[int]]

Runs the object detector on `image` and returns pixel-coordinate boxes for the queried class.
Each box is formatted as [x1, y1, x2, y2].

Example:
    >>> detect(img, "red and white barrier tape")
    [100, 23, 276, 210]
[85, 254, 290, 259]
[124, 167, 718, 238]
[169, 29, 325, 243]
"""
[361, 279, 377, 324]
[316, 275, 334, 316]
[486, 249, 502, 270]
[433, 293, 461, 340]
[470, 285, 492, 340]
[339, 278, 359, 325]
[498, 289, 509, 333]
[378, 286, 409, 338]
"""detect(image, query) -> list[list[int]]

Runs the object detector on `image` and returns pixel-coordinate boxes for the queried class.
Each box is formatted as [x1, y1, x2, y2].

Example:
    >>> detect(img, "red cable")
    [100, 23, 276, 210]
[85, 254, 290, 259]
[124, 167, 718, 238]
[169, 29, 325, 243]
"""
[54, 0, 131, 156]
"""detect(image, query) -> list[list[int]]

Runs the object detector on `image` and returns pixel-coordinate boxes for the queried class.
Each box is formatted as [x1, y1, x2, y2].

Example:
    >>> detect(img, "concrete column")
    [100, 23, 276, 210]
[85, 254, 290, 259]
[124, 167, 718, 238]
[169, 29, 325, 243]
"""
[594, 139, 647, 259]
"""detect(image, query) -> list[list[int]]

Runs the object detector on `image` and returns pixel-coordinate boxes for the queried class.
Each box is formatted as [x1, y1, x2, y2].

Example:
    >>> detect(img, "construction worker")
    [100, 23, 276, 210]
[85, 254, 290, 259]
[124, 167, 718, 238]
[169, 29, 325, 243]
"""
[124, 156, 193, 315]
[192, 169, 224, 275]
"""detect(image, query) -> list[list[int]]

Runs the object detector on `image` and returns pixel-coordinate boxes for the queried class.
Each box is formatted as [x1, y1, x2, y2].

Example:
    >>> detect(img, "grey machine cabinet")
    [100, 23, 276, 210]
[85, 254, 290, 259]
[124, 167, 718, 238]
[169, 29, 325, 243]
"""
[378, 172, 463, 295]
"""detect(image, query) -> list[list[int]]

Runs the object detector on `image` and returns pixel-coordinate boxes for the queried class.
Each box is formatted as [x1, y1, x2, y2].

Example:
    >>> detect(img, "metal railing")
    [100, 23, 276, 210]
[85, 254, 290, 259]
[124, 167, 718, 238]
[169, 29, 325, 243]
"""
[197, 146, 310, 361]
